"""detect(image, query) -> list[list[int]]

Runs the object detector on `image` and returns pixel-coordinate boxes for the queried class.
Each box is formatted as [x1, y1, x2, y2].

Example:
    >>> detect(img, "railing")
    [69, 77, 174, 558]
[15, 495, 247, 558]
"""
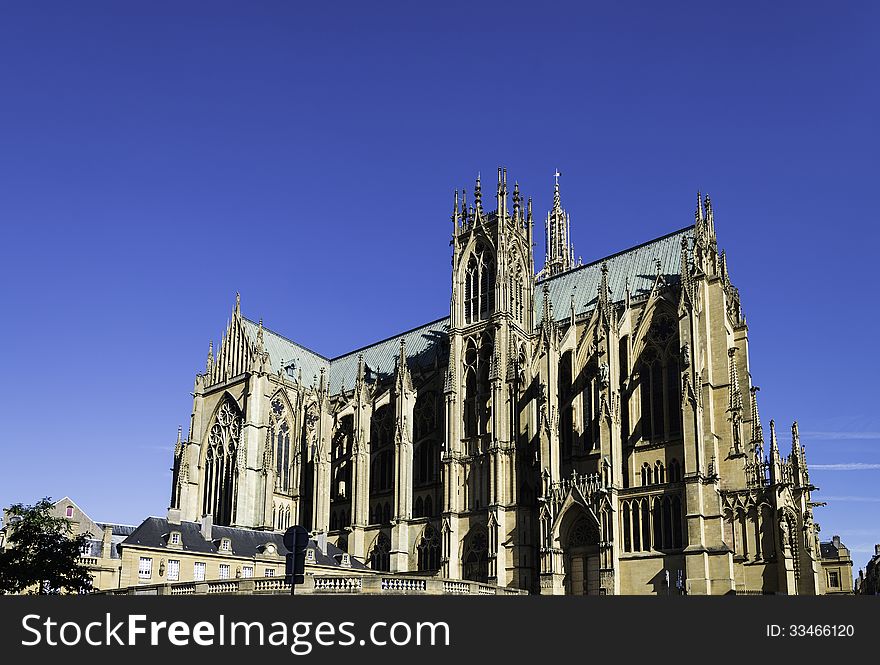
[253, 578, 290, 593]
[206, 581, 238, 594]
[381, 577, 427, 592]
[314, 576, 363, 592]
[78, 557, 99, 566]
[443, 581, 471, 594]
[106, 575, 527, 596]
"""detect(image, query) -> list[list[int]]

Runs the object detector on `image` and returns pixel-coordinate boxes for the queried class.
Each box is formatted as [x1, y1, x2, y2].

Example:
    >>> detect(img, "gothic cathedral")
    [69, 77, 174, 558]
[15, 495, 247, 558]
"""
[169, 169, 825, 595]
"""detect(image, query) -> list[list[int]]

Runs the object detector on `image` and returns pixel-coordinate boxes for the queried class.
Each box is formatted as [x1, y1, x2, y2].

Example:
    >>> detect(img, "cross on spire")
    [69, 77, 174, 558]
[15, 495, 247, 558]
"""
[553, 169, 561, 187]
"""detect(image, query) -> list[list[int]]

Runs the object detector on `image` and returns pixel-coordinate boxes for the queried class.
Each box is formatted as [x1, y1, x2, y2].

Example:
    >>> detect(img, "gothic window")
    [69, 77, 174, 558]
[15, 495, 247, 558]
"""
[463, 333, 493, 438]
[464, 244, 495, 324]
[622, 503, 632, 552]
[414, 496, 424, 518]
[414, 392, 440, 487]
[424, 495, 433, 517]
[654, 460, 665, 484]
[370, 406, 394, 494]
[463, 530, 489, 583]
[368, 533, 391, 572]
[417, 525, 441, 572]
[560, 351, 575, 457]
[331, 416, 352, 530]
[637, 313, 682, 441]
[641, 462, 652, 487]
[619, 337, 630, 444]
[582, 363, 600, 451]
[672, 495, 683, 549]
[202, 396, 241, 526]
[669, 458, 682, 482]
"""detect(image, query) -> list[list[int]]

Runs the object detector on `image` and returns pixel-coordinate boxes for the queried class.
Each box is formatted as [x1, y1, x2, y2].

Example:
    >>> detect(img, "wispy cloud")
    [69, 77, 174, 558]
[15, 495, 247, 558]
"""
[822, 496, 880, 503]
[810, 463, 880, 471]
[801, 431, 880, 440]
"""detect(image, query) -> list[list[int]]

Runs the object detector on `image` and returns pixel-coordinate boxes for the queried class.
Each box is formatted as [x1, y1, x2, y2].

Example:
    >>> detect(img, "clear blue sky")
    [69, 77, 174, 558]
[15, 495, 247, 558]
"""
[1, 2, 877, 573]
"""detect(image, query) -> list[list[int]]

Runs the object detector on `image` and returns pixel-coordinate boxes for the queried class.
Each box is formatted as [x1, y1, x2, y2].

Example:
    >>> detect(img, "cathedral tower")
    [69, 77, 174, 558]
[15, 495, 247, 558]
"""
[444, 167, 536, 587]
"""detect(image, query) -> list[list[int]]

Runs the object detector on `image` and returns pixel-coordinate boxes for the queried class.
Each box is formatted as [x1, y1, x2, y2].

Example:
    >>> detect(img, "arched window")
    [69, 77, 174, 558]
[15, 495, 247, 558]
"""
[425, 495, 434, 517]
[369, 533, 391, 572]
[559, 352, 574, 458]
[463, 530, 489, 583]
[417, 525, 441, 572]
[582, 363, 600, 452]
[655, 460, 665, 484]
[463, 333, 493, 438]
[414, 496, 424, 518]
[370, 406, 394, 494]
[464, 244, 495, 324]
[641, 500, 651, 549]
[202, 396, 241, 526]
[669, 458, 682, 482]
[641, 462, 652, 487]
[637, 313, 682, 441]
[632, 501, 641, 551]
[382, 502, 391, 524]
[622, 503, 632, 552]
[672, 495, 683, 549]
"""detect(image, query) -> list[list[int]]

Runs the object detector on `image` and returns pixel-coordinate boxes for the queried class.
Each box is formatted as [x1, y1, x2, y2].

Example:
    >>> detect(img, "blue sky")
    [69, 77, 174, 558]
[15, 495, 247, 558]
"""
[0, 2, 877, 573]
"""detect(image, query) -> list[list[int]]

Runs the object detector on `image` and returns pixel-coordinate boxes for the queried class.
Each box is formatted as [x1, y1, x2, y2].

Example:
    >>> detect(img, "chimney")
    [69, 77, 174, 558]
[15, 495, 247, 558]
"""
[167, 507, 182, 525]
[201, 514, 213, 541]
[875, 544, 880, 557]
[833, 535, 841, 549]
[101, 525, 113, 560]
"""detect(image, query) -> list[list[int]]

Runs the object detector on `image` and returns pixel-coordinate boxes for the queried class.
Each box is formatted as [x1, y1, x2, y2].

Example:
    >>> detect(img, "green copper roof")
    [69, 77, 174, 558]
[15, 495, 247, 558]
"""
[245, 226, 694, 393]
[538, 226, 693, 320]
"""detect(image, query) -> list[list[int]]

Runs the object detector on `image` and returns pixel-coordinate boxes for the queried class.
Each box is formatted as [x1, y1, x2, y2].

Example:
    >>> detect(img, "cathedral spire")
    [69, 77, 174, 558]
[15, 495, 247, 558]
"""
[206, 340, 214, 375]
[541, 169, 575, 277]
[750, 386, 764, 445]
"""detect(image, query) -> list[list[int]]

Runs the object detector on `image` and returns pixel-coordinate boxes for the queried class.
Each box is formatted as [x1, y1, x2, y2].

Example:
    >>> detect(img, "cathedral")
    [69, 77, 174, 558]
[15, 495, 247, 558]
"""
[168, 169, 827, 595]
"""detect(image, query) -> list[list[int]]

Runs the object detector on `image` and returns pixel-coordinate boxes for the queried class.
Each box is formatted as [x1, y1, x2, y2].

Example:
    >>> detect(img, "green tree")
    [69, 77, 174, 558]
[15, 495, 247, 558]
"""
[0, 498, 93, 594]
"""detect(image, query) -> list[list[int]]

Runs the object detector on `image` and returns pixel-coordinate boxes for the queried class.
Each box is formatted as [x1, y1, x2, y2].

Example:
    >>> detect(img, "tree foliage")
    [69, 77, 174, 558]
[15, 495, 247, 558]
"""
[0, 498, 93, 594]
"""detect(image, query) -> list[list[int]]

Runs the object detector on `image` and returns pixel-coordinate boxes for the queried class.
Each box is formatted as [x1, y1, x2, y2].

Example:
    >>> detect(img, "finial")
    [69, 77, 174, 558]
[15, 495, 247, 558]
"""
[474, 173, 482, 209]
[177, 425, 182, 444]
[235, 292, 241, 313]
[695, 191, 703, 222]
[554, 168, 561, 189]
[452, 189, 459, 232]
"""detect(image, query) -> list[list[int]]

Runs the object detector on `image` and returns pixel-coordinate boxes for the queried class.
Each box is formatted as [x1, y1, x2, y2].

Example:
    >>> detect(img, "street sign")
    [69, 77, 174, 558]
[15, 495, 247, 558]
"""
[283, 526, 310, 593]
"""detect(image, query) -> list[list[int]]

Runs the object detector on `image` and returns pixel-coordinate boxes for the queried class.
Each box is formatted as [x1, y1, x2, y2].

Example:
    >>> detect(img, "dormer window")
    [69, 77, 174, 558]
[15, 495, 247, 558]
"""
[340, 553, 351, 568]
[306, 548, 316, 564]
[264, 543, 276, 555]
[170, 532, 181, 546]
[220, 538, 232, 552]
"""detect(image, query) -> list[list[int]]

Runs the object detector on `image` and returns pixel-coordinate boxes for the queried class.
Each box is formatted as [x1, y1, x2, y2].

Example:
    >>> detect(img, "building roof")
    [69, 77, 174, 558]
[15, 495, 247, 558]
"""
[241, 317, 330, 386]
[537, 226, 692, 319]
[121, 517, 367, 569]
[249, 226, 694, 394]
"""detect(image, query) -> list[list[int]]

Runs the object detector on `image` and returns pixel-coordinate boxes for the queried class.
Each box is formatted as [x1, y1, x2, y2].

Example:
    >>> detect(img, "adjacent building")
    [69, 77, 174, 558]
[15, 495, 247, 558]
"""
[818, 535, 854, 594]
[855, 544, 880, 595]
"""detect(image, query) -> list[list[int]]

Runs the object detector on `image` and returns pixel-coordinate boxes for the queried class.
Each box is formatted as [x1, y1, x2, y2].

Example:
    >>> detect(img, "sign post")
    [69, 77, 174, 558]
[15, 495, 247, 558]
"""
[282, 525, 310, 596]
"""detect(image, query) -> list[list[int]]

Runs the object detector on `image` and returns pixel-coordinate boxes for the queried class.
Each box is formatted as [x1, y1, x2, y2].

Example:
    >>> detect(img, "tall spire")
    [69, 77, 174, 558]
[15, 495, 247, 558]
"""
[541, 169, 575, 277]
[749, 385, 764, 452]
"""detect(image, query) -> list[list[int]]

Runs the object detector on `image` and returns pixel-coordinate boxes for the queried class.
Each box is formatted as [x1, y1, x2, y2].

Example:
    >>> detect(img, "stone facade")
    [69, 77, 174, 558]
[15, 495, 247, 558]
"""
[168, 169, 827, 595]
[818, 535, 854, 594]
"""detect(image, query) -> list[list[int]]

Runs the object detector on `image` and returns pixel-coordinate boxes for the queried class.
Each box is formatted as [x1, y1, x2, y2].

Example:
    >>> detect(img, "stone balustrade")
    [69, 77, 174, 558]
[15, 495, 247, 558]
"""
[104, 573, 528, 596]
